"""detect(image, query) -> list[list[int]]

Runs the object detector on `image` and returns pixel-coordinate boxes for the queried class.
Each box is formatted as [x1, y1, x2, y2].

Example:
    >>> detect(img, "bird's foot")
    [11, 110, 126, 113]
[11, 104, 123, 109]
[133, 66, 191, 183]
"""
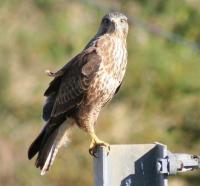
[89, 134, 110, 157]
[45, 69, 56, 77]
[45, 69, 63, 77]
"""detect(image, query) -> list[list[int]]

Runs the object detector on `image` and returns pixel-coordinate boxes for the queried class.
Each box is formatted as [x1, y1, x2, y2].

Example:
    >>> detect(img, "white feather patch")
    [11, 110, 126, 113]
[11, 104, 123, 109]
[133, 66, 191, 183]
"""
[40, 119, 74, 175]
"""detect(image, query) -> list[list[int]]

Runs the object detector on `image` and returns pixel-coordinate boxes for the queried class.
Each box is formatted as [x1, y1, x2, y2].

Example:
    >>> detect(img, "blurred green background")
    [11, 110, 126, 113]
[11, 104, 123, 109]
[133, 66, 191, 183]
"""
[0, 0, 200, 185]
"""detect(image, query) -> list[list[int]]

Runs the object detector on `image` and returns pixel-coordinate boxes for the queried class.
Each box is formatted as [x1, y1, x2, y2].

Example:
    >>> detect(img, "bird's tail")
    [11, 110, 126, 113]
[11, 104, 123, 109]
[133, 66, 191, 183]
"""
[28, 119, 73, 175]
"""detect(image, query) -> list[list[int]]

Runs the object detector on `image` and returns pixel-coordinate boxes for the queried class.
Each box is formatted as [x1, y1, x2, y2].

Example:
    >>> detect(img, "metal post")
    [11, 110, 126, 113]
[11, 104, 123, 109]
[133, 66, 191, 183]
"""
[93, 143, 200, 186]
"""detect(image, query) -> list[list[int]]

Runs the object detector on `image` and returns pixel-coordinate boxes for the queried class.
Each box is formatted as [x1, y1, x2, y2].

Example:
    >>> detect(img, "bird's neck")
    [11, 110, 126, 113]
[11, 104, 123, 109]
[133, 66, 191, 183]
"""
[84, 33, 127, 51]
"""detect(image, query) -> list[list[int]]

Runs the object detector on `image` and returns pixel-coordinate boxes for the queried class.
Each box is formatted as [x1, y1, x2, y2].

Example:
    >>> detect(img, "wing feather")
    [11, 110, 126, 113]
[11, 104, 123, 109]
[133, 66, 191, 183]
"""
[43, 47, 101, 120]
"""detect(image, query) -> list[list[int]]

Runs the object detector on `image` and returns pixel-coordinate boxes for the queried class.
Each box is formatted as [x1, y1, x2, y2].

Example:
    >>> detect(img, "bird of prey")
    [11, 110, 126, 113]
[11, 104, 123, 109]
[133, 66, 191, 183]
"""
[28, 12, 128, 175]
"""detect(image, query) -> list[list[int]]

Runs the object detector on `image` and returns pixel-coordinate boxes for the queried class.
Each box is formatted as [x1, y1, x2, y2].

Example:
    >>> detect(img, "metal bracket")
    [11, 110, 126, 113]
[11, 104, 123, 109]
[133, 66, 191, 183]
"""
[157, 151, 200, 175]
[94, 144, 200, 186]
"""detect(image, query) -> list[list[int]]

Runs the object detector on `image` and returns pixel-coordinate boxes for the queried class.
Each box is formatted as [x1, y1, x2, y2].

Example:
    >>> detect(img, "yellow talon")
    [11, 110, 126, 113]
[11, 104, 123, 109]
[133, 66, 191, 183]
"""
[88, 133, 110, 157]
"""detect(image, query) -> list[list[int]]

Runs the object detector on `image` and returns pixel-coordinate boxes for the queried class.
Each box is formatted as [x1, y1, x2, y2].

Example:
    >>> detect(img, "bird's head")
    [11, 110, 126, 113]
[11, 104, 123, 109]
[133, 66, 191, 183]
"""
[97, 12, 128, 38]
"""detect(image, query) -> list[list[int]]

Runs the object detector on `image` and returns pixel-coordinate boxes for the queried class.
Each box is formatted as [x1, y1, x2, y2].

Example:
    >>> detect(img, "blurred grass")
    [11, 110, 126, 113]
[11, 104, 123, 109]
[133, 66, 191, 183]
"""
[0, 0, 200, 185]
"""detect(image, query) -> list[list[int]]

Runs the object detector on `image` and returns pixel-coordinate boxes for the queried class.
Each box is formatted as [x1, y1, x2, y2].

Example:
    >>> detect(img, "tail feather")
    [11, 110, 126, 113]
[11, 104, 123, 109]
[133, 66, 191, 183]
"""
[38, 137, 58, 175]
[41, 144, 58, 175]
[35, 128, 58, 169]
[28, 119, 73, 175]
[28, 129, 45, 160]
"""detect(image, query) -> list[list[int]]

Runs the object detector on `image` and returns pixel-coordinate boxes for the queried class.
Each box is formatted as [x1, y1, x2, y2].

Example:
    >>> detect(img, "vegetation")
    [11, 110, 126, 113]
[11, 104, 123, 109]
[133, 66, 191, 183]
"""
[0, 0, 199, 185]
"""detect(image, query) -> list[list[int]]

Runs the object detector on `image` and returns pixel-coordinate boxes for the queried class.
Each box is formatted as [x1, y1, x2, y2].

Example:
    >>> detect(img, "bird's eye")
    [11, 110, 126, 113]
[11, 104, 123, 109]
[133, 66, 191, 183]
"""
[103, 18, 110, 25]
[120, 19, 126, 23]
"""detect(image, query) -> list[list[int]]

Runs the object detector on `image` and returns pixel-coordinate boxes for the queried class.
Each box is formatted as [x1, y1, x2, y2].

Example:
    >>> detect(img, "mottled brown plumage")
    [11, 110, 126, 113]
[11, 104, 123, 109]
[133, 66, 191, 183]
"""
[28, 12, 128, 175]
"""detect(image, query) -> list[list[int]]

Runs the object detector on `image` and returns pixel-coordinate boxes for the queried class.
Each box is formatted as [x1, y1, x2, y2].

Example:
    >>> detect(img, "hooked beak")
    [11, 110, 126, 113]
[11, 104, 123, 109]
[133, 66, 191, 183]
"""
[110, 20, 117, 32]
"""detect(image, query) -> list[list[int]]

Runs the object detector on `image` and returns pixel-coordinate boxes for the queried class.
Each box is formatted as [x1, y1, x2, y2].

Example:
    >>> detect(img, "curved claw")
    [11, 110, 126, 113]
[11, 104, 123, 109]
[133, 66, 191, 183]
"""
[89, 141, 110, 158]
[89, 147, 98, 158]
[107, 145, 111, 155]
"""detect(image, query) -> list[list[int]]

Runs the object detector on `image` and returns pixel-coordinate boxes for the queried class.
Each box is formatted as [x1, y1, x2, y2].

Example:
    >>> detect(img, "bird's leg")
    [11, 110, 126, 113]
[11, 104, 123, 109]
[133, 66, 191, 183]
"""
[88, 132, 110, 157]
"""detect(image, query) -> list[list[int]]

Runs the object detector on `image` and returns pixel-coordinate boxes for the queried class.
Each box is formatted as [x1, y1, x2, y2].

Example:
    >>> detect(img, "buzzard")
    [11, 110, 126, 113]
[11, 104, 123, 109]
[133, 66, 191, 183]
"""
[28, 12, 128, 175]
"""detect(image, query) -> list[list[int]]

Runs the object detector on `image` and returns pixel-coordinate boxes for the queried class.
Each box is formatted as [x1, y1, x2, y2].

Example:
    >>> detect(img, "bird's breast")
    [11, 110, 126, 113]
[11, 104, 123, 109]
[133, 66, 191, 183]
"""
[87, 37, 127, 105]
